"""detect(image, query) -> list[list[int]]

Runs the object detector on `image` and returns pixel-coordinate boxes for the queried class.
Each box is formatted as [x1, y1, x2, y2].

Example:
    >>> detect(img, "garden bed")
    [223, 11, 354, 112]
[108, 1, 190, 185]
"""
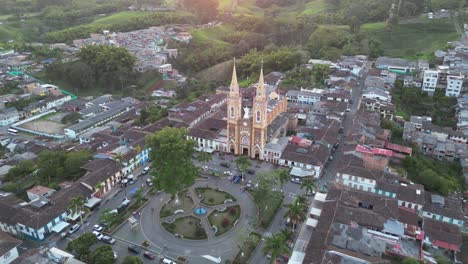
[160, 191, 194, 218]
[207, 205, 240, 236]
[161, 216, 207, 240]
[107, 198, 148, 234]
[195, 187, 236, 206]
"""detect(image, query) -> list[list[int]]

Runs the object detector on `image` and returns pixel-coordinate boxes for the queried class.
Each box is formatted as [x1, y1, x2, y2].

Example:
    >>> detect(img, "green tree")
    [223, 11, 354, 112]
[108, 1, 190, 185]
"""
[99, 208, 118, 226]
[252, 171, 282, 217]
[68, 196, 89, 226]
[284, 198, 306, 230]
[312, 64, 330, 85]
[67, 233, 97, 261]
[64, 150, 91, 180]
[37, 150, 66, 183]
[276, 169, 289, 189]
[90, 245, 115, 264]
[262, 233, 290, 263]
[279, 228, 294, 242]
[181, 0, 219, 23]
[146, 127, 198, 202]
[135, 188, 145, 203]
[121, 256, 143, 264]
[300, 178, 316, 195]
[235, 155, 251, 179]
[61, 112, 82, 124]
[4, 160, 36, 182]
[197, 150, 212, 164]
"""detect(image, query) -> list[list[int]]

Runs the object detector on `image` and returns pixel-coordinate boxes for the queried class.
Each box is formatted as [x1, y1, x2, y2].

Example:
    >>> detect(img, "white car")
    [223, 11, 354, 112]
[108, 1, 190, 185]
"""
[93, 224, 103, 232]
[291, 178, 302, 184]
[162, 258, 175, 264]
[92, 231, 103, 240]
[142, 167, 150, 174]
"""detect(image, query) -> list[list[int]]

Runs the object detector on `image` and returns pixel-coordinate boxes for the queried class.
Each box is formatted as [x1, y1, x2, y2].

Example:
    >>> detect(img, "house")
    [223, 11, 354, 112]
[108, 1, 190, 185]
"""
[64, 100, 133, 139]
[26, 185, 55, 201]
[279, 143, 329, 178]
[0, 108, 19, 126]
[362, 87, 392, 102]
[0, 231, 22, 264]
[0, 183, 93, 240]
[79, 159, 121, 197]
[375, 57, 417, 74]
[421, 193, 465, 227]
[263, 137, 289, 164]
[286, 90, 322, 105]
[422, 70, 439, 94]
[263, 71, 284, 87]
[324, 89, 351, 102]
[446, 75, 463, 97]
[401, 75, 422, 88]
[423, 218, 462, 251]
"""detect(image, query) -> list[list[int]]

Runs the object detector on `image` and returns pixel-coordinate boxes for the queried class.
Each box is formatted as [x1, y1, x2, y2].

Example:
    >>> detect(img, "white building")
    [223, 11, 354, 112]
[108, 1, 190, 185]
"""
[422, 70, 439, 94]
[0, 231, 21, 264]
[446, 75, 463, 97]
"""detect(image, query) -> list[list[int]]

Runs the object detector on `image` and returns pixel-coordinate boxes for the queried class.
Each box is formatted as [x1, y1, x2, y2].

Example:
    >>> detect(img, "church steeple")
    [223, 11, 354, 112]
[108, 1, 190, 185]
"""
[230, 58, 239, 95]
[256, 60, 266, 99]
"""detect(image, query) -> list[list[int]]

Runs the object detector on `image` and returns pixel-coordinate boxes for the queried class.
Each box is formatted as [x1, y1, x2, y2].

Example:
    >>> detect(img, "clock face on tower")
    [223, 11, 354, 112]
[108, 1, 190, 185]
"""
[243, 122, 247, 126]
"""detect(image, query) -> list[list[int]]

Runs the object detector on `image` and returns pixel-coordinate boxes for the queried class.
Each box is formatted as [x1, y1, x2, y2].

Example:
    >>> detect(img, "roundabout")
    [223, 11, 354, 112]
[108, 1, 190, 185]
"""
[128, 176, 257, 262]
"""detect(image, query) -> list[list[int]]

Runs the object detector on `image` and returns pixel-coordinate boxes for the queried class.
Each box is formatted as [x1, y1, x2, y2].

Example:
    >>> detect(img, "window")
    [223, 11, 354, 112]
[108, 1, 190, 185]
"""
[256, 111, 260, 122]
[358, 202, 373, 210]
[230, 107, 234, 118]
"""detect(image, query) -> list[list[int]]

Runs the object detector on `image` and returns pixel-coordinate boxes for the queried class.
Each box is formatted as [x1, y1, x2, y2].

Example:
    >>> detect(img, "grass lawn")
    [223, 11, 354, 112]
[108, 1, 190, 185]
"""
[277, 0, 328, 19]
[233, 232, 261, 264]
[254, 192, 283, 229]
[160, 191, 194, 218]
[219, 0, 264, 16]
[191, 24, 234, 47]
[195, 187, 236, 206]
[365, 19, 459, 59]
[208, 205, 241, 236]
[162, 216, 207, 240]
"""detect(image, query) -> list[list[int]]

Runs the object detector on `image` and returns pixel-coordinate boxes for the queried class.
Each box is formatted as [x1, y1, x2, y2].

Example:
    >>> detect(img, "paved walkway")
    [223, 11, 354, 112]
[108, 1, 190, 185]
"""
[113, 176, 257, 264]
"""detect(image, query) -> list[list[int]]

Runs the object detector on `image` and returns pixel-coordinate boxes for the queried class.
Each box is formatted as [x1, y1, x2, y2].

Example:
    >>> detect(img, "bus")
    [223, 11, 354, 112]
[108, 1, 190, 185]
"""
[8, 128, 18, 135]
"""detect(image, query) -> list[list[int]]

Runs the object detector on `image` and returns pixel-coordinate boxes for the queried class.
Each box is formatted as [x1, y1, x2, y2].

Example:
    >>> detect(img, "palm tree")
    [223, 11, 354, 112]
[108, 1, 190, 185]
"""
[113, 153, 125, 180]
[284, 198, 307, 231]
[295, 195, 308, 211]
[262, 233, 290, 263]
[95, 181, 104, 196]
[300, 178, 316, 195]
[280, 228, 294, 243]
[276, 169, 289, 188]
[68, 196, 89, 226]
[235, 155, 251, 181]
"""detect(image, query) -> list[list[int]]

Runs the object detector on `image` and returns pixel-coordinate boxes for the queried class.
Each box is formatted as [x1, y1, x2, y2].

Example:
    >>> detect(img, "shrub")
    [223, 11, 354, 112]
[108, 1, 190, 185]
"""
[208, 197, 214, 203]
[222, 218, 230, 227]
[195, 227, 206, 238]
[229, 207, 237, 216]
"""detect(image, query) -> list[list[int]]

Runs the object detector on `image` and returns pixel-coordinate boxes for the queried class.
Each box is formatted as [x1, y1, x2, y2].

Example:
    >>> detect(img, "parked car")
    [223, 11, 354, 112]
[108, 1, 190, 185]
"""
[246, 169, 255, 174]
[128, 245, 141, 254]
[101, 235, 115, 244]
[93, 224, 103, 232]
[143, 251, 157, 260]
[232, 175, 241, 184]
[67, 224, 80, 235]
[146, 178, 153, 187]
[92, 231, 103, 240]
[162, 258, 175, 264]
[246, 180, 253, 189]
[142, 166, 150, 174]
[290, 178, 302, 184]
[220, 162, 230, 168]
[129, 178, 136, 185]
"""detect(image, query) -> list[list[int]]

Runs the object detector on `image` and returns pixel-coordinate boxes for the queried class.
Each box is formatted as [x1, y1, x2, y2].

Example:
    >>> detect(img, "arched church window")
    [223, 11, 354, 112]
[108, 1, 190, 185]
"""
[256, 111, 260, 122]
[230, 107, 234, 118]
[241, 136, 249, 145]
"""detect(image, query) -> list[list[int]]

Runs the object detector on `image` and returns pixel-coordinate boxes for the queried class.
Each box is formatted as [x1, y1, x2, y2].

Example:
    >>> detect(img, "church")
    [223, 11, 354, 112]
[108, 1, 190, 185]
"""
[187, 61, 289, 160]
[226, 61, 287, 159]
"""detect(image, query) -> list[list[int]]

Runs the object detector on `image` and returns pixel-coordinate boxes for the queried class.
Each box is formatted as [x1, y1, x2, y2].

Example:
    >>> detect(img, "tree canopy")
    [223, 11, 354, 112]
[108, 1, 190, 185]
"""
[66, 233, 97, 261]
[90, 245, 115, 264]
[146, 127, 198, 195]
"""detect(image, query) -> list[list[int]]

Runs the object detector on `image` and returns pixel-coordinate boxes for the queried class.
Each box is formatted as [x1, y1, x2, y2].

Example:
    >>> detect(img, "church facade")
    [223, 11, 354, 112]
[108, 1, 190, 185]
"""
[226, 62, 287, 159]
